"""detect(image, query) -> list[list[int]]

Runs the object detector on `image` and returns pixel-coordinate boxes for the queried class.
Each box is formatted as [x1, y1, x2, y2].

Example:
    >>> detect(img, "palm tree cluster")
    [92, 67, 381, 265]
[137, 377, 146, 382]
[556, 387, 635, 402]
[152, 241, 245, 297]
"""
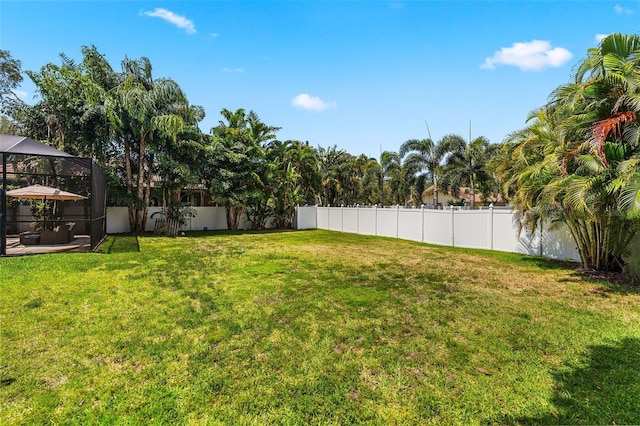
[491, 33, 640, 276]
[1, 45, 501, 233]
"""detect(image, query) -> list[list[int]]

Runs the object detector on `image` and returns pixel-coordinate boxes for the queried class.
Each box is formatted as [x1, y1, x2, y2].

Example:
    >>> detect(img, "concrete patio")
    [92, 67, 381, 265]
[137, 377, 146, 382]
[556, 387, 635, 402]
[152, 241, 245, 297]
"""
[4, 235, 91, 255]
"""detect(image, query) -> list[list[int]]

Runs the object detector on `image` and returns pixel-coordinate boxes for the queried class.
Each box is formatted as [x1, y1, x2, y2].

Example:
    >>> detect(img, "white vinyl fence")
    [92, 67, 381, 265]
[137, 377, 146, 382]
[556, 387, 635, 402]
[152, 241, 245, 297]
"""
[297, 205, 581, 262]
[104, 205, 580, 262]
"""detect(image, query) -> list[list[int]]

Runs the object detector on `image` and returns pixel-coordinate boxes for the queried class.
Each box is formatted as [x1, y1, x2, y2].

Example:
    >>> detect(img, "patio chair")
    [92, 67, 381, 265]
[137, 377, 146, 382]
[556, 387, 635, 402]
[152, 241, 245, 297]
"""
[40, 226, 69, 245]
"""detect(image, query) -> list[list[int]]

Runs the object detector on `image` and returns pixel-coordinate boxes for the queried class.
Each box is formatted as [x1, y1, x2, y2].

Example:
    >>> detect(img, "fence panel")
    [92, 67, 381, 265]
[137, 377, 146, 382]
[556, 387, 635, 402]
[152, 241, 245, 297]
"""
[296, 206, 317, 229]
[542, 224, 580, 261]
[423, 210, 453, 246]
[317, 207, 329, 229]
[454, 209, 491, 250]
[398, 209, 423, 242]
[343, 208, 359, 233]
[328, 208, 343, 231]
[376, 208, 397, 238]
[106, 207, 129, 234]
[493, 210, 524, 253]
[358, 208, 377, 235]
[144, 207, 164, 232]
[191, 207, 225, 231]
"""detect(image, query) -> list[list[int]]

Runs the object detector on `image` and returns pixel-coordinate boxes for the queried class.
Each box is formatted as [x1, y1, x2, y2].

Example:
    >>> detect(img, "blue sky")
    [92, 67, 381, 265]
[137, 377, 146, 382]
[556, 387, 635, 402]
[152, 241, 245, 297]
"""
[1, 1, 638, 158]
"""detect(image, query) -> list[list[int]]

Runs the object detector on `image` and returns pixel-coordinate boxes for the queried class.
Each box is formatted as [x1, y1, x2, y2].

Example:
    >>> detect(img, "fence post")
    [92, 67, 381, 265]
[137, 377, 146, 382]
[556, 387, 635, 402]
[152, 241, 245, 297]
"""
[356, 204, 359, 234]
[489, 203, 494, 250]
[421, 204, 425, 243]
[396, 205, 399, 238]
[374, 204, 378, 236]
[450, 206, 455, 247]
[314, 204, 318, 229]
[341, 204, 344, 232]
[328, 204, 331, 230]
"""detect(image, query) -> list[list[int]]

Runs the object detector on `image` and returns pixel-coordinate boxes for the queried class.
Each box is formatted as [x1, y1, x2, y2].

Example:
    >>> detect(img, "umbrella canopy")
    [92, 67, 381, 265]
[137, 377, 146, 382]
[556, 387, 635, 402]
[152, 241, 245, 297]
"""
[6, 184, 87, 201]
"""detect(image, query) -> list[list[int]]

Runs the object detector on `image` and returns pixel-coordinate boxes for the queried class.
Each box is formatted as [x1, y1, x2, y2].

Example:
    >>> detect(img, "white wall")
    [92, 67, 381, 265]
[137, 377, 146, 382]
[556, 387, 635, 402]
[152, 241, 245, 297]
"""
[107, 206, 302, 234]
[107, 206, 230, 234]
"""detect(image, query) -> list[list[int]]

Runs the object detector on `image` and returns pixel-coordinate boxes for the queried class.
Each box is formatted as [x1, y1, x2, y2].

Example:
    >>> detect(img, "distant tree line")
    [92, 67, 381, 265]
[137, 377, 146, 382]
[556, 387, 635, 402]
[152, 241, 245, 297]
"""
[2, 33, 640, 279]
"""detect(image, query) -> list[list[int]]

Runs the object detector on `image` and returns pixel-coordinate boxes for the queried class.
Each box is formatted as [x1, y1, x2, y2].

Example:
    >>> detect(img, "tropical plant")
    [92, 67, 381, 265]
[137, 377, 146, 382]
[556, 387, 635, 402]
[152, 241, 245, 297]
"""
[399, 137, 446, 207]
[493, 33, 640, 274]
[102, 56, 190, 233]
[206, 108, 278, 230]
[439, 134, 496, 208]
[0, 49, 23, 119]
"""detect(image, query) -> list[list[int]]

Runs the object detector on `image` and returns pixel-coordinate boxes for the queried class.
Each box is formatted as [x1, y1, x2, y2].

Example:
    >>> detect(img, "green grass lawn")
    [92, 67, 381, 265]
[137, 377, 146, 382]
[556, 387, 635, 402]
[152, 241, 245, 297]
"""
[1, 230, 639, 425]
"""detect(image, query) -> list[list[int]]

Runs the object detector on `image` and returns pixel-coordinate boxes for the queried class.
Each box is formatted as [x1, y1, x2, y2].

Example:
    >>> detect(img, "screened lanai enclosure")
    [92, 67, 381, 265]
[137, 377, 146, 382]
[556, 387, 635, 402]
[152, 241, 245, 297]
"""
[1, 135, 106, 256]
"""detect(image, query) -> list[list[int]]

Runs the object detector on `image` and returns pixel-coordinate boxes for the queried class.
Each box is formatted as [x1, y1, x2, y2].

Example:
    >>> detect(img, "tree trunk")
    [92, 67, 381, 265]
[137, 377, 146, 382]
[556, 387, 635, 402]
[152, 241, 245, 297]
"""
[141, 153, 153, 232]
[124, 137, 135, 232]
[225, 202, 237, 230]
[134, 134, 147, 233]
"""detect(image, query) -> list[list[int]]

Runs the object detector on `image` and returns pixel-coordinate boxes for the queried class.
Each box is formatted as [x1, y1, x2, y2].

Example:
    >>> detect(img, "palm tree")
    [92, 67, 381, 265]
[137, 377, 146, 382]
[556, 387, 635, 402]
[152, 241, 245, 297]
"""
[439, 134, 494, 208]
[103, 56, 188, 233]
[208, 108, 275, 229]
[379, 151, 401, 205]
[492, 33, 640, 273]
[399, 138, 446, 208]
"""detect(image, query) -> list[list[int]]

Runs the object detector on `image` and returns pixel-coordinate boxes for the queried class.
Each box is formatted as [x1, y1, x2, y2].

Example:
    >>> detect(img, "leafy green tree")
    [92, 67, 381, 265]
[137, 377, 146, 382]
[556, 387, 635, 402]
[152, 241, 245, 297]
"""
[207, 108, 278, 230]
[379, 151, 401, 205]
[153, 106, 208, 216]
[0, 49, 23, 117]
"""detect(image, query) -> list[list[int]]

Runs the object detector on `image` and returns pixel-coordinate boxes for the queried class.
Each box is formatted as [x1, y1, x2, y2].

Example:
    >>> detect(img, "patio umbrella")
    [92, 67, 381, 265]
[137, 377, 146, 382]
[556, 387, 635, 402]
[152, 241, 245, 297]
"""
[6, 184, 87, 201]
[6, 184, 87, 229]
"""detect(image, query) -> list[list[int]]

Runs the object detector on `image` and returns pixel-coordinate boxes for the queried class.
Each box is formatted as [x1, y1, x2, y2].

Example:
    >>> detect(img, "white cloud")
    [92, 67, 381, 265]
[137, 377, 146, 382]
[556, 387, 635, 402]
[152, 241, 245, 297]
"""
[482, 40, 572, 71]
[614, 4, 635, 14]
[144, 8, 196, 34]
[595, 33, 609, 43]
[291, 93, 337, 111]
[222, 67, 245, 73]
[209, 33, 218, 39]
[13, 90, 27, 100]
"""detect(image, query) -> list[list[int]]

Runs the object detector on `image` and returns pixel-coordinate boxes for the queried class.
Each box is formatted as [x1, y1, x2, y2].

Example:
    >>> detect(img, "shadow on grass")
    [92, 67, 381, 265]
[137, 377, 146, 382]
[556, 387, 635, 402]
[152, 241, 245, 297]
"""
[100, 235, 140, 254]
[512, 255, 640, 294]
[511, 255, 575, 270]
[516, 337, 640, 425]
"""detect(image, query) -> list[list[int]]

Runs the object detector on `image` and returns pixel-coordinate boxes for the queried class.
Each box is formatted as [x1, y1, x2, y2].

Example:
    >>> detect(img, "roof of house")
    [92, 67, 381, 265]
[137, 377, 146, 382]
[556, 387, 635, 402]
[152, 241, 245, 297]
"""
[422, 185, 505, 203]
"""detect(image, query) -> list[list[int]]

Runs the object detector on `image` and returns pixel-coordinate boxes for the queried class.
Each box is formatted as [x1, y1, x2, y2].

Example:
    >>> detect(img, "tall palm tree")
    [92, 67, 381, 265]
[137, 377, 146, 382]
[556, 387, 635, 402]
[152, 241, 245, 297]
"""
[104, 56, 187, 233]
[399, 138, 446, 208]
[439, 134, 494, 208]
